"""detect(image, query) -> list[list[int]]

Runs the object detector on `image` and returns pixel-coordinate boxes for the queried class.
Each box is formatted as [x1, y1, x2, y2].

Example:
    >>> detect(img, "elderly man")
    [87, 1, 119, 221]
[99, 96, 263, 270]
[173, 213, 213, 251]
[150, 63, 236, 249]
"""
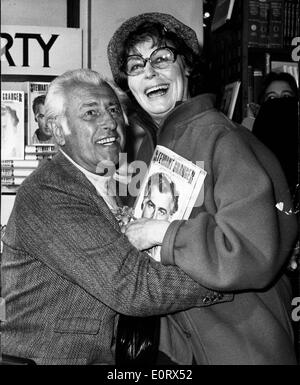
[0, 69, 231, 365]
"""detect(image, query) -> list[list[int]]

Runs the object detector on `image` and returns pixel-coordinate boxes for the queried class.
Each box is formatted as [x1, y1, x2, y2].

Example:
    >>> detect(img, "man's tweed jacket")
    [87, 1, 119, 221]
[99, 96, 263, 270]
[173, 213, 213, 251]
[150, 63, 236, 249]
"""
[1, 152, 232, 365]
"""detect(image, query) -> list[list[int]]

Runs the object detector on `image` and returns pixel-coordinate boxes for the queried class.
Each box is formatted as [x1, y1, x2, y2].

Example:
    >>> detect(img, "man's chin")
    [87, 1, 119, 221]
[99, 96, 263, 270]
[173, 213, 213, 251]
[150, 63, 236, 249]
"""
[95, 157, 119, 176]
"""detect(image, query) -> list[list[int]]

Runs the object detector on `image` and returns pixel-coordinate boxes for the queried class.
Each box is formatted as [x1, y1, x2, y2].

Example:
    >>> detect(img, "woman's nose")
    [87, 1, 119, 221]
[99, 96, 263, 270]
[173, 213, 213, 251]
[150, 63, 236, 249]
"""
[144, 61, 157, 78]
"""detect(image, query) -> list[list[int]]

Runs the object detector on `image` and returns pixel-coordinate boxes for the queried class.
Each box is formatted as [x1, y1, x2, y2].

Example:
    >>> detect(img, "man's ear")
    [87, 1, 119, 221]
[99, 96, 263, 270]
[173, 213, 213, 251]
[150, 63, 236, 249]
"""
[48, 119, 66, 146]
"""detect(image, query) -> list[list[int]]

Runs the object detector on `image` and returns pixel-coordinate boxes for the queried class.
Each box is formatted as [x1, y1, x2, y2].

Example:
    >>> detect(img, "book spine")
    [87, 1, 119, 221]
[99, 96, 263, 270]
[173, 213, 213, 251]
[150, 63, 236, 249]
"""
[268, 0, 284, 48]
[258, 0, 269, 48]
[25, 144, 56, 153]
[253, 70, 263, 104]
[286, 0, 293, 46]
[1, 160, 39, 168]
[248, 0, 260, 47]
[247, 65, 254, 105]
[1, 176, 26, 186]
[1, 168, 35, 177]
[24, 154, 53, 160]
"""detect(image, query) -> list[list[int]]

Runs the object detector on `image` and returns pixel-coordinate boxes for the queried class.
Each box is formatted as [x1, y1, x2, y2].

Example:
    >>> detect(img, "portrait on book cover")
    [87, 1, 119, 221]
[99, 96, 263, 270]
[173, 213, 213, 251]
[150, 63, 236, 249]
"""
[1, 100, 25, 160]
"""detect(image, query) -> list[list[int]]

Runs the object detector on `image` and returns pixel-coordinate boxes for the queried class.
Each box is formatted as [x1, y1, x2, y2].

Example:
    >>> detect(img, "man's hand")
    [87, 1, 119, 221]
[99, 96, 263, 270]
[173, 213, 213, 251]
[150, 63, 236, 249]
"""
[122, 218, 170, 251]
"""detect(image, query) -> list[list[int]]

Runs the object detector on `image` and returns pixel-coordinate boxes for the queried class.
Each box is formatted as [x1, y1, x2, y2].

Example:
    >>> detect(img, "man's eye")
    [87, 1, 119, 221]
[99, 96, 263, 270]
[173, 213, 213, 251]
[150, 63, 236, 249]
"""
[83, 110, 98, 120]
[108, 106, 121, 115]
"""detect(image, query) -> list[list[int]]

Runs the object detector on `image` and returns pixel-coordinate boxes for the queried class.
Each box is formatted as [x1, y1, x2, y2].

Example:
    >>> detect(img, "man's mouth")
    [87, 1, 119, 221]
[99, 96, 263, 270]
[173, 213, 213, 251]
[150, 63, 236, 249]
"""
[145, 84, 169, 98]
[96, 136, 118, 146]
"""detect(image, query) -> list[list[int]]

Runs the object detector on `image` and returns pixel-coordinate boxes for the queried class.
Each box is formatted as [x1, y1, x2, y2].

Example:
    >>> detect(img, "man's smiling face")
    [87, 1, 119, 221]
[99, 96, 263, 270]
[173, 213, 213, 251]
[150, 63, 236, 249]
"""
[127, 39, 190, 123]
[61, 83, 125, 173]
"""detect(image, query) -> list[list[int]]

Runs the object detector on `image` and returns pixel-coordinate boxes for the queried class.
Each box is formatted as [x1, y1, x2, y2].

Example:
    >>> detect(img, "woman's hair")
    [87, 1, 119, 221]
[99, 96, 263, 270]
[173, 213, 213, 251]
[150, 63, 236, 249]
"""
[259, 71, 298, 104]
[117, 21, 210, 97]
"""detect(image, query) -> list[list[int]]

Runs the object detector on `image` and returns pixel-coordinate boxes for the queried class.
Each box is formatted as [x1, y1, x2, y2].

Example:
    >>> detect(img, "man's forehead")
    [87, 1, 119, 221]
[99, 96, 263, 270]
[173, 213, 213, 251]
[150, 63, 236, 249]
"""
[68, 83, 119, 105]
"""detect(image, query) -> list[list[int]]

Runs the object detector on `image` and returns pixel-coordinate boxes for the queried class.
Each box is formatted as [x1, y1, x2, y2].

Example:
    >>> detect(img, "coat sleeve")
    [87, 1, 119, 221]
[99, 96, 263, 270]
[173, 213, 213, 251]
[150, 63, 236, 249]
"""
[12, 182, 233, 317]
[161, 130, 298, 291]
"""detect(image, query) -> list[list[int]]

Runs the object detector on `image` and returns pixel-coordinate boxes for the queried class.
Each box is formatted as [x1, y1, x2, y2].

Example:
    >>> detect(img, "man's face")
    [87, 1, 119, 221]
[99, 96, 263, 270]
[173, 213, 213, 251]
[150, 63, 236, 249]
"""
[127, 39, 190, 123]
[142, 184, 174, 220]
[61, 83, 126, 174]
[35, 103, 51, 135]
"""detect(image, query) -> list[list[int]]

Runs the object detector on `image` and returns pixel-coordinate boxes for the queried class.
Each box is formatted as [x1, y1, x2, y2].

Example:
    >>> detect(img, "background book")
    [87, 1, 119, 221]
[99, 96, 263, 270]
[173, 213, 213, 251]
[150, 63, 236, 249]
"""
[219, 80, 241, 119]
[248, 0, 260, 47]
[24, 81, 51, 146]
[211, 0, 236, 32]
[1, 90, 25, 160]
[269, 0, 284, 48]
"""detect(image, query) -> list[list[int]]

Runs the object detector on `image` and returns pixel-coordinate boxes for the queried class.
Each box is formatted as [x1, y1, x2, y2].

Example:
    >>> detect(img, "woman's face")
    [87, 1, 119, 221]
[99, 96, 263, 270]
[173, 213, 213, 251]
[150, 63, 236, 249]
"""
[127, 39, 190, 123]
[264, 80, 296, 102]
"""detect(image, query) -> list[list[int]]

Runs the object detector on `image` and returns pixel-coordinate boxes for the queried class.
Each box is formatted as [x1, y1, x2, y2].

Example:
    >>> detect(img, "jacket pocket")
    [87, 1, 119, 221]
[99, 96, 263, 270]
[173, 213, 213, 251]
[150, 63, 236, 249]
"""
[54, 317, 101, 335]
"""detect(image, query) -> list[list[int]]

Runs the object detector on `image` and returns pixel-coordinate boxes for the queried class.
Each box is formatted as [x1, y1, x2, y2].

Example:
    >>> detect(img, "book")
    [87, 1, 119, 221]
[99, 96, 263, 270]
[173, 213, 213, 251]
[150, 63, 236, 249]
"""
[219, 80, 241, 119]
[25, 144, 57, 160]
[211, 0, 236, 32]
[24, 82, 53, 146]
[1, 176, 27, 186]
[25, 144, 56, 153]
[268, 0, 284, 48]
[1, 90, 25, 160]
[133, 145, 207, 261]
[1, 168, 35, 178]
[253, 70, 263, 104]
[1, 159, 39, 168]
[258, 0, 269, 48]
[248, 0, 260, 47]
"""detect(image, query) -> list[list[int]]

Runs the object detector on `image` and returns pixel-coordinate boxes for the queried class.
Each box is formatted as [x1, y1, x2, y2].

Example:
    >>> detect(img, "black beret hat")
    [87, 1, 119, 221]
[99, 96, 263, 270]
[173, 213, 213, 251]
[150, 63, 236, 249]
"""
[107, 12, 201, 88]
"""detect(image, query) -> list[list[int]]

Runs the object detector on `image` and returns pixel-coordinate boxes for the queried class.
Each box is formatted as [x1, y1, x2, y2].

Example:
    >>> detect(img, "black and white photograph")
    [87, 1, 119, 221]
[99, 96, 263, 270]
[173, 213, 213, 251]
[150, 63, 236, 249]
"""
[0, 0, 299, 372]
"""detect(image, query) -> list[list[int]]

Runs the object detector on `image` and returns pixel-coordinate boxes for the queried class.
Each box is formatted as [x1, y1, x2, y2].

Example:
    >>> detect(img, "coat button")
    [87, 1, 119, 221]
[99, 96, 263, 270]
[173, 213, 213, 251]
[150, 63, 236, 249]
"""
[202, 296, 211, 304]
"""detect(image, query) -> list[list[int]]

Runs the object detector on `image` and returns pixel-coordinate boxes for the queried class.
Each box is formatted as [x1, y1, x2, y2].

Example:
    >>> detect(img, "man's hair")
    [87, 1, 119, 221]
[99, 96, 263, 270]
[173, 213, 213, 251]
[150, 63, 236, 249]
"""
[45, 68, 128, 124]
[32, 94, 46, 115]
[143, 172, 179, 215]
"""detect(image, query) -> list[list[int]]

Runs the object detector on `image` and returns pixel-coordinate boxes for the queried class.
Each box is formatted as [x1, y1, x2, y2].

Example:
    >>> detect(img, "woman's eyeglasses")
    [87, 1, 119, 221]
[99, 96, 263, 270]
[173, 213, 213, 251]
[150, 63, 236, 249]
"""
[124, 47, 178, 76]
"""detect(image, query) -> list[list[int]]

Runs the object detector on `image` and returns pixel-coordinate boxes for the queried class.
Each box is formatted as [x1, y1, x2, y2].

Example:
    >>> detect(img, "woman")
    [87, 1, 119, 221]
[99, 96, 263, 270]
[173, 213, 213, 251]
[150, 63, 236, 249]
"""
[252, 72, 299, 195]
[108, 12, 298, 364]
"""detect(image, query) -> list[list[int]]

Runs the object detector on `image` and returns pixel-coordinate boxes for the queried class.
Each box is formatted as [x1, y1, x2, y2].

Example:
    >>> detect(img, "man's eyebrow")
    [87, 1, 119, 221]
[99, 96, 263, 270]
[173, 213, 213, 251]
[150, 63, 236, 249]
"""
[80, 101, 99, 109]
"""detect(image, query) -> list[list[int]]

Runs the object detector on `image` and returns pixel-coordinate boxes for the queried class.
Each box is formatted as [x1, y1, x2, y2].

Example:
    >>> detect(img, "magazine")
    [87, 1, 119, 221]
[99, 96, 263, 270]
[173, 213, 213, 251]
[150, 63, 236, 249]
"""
[219, 80, 241, 119]
[133, 145, 207, 261]
[1, 90, 25, 160]
[25, 82, 52, 145]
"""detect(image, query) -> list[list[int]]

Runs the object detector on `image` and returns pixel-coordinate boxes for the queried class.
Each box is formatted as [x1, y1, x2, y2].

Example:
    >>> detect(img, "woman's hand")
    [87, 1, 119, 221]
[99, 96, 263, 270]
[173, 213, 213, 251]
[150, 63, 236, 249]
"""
[122, 218, 170, 251]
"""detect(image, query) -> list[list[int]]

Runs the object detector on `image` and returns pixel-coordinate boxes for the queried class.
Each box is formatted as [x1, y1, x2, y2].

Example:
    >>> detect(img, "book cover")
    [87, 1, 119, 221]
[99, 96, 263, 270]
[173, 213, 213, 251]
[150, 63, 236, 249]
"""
[1, 90, 25, 160]
[268, 0, 284, 48]
[248, 0, 260, 47]
[25, 82, 53, 146]
[133, 145, 207, 261]
[219, 80, 241, 119]
[211, 0, 236, 32]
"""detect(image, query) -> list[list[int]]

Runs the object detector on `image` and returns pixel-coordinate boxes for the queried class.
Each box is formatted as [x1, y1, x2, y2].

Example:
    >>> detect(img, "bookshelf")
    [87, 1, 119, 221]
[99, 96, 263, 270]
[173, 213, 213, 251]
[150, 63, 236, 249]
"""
[210, 0, 299, 123]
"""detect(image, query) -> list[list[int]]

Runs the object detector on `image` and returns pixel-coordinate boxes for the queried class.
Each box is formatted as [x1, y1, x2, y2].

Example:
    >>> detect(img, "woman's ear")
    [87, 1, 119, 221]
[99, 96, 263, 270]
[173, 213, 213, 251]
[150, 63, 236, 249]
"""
[48, 119, 66, 146]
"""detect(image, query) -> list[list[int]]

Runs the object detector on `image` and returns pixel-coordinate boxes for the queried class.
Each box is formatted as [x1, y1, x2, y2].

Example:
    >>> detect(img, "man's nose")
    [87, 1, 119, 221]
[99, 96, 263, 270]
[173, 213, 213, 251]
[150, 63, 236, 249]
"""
[99, 111, 117, 130]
